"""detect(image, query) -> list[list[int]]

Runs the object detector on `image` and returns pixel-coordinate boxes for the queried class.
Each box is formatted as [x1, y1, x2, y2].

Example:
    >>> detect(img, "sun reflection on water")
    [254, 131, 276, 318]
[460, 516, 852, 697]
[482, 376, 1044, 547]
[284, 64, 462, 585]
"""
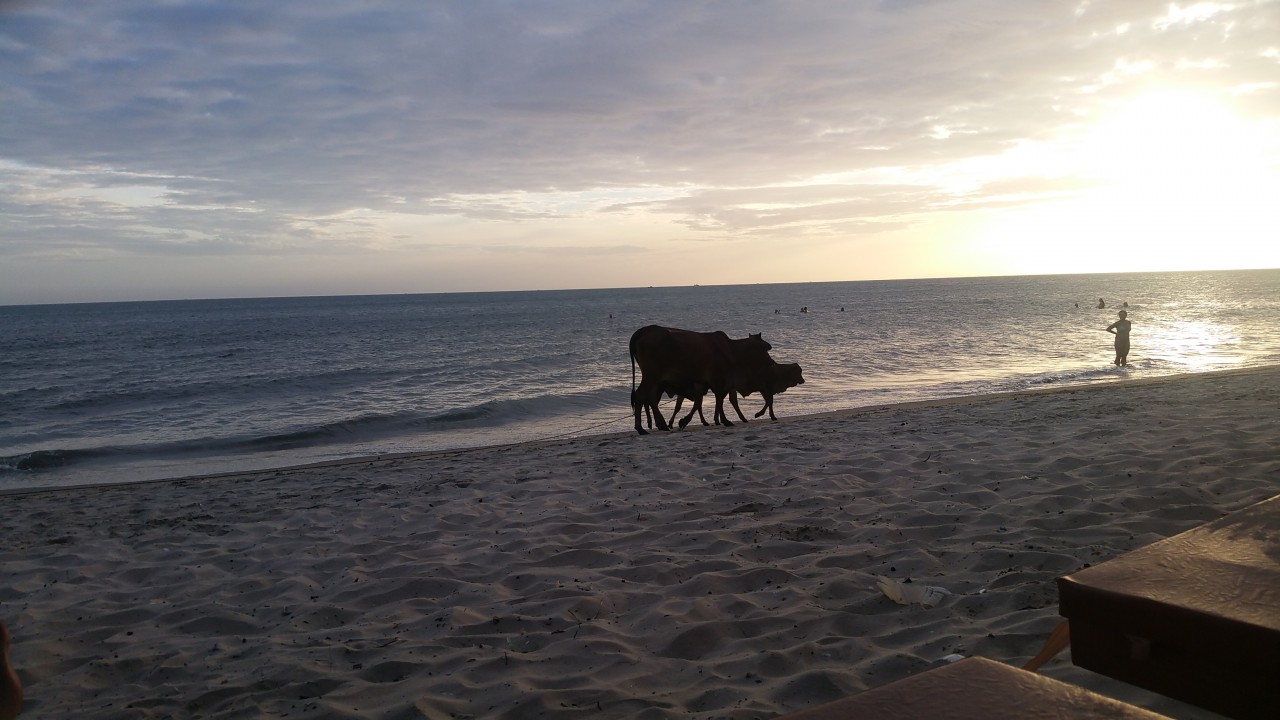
[1142, 319, 1244, 370]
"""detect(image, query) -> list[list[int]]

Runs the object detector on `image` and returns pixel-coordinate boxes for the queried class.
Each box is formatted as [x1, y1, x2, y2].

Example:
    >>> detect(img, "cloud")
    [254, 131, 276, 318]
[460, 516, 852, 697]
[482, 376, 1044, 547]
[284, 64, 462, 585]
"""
[1, 0, 1277, 300]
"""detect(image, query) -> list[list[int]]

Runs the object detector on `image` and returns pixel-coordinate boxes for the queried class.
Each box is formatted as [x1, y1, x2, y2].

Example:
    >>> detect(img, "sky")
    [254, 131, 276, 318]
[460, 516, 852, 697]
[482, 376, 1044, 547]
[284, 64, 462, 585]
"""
[2, 1, 1279, 304]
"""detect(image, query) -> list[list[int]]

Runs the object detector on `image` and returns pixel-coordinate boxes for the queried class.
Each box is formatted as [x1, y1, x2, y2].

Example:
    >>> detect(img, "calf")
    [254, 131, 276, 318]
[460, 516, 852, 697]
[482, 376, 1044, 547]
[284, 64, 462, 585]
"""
[667, 361, 804, 427]
[737, 361, 805, 420]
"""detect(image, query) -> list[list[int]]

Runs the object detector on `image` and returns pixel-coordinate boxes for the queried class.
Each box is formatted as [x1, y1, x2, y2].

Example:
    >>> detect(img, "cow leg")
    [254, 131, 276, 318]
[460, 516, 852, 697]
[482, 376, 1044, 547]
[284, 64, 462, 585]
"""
[728, 391, 750, 423]
[713, 391, 734, 427]
[649, 386, 671, 431]
[679, 393, 709, 429]
[668, 394, 685, 429]
[754, 393, 773, 419]
[650, 399, 671, 431]
[677, 394, 697, 429]
[634, 381, 671, 433]
[632, 388, 649, 435]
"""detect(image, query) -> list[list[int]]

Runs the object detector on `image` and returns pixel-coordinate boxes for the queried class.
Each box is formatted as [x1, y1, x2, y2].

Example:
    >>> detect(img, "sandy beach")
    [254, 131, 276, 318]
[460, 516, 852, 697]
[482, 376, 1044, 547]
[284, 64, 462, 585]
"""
[3, 366, 1278, 719]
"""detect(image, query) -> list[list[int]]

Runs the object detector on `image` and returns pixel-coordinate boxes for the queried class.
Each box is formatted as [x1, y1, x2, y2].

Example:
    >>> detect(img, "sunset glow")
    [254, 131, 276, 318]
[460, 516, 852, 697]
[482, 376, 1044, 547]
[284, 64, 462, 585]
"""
[963, 87, 1280, 275]
[2, 2, 1278, 303]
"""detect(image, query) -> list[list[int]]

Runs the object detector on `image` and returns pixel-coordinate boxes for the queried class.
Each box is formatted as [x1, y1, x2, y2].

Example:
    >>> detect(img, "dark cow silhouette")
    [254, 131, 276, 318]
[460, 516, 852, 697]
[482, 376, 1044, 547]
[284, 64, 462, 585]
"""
[668, 361, 805, 426]
[629, 325, 773, 434]
[737, 361, 805, 420]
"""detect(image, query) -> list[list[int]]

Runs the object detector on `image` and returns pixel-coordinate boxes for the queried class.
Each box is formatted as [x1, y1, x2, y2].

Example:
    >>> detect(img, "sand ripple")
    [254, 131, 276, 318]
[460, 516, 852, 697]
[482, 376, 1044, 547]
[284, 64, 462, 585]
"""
[3, 367, 1278, 718]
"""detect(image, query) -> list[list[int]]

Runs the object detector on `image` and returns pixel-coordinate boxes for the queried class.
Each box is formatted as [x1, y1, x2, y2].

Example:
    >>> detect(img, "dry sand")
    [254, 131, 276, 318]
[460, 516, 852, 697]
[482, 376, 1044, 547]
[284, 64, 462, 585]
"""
[3, 366, 1278, 719]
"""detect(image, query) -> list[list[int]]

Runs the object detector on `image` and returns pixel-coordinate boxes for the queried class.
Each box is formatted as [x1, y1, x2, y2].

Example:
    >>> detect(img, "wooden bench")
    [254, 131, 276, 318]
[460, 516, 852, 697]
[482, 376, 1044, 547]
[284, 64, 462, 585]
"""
[1057, 493, 1280, 719]
[777, 657, 1170, 719]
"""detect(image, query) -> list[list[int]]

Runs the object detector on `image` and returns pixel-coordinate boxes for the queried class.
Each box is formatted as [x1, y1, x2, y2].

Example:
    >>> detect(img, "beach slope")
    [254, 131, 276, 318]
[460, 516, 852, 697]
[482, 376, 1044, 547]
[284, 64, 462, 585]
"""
[3, 366, 1278, 718]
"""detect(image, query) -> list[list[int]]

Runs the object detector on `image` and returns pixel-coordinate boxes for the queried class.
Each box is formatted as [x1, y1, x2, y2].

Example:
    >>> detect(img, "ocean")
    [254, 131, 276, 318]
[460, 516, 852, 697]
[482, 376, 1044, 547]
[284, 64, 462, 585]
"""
[3, 269, 1278, 491]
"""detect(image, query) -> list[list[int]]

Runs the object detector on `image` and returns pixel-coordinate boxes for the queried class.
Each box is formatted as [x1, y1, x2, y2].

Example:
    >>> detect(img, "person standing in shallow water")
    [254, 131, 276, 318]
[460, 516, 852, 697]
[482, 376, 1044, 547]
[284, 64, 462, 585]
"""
[1106, 310, 1132, 366]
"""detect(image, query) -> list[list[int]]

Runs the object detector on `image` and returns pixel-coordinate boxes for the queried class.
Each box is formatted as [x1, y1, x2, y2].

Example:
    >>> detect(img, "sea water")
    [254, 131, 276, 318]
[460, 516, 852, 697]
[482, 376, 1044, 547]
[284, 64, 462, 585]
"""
[3, 269, 1278, 491]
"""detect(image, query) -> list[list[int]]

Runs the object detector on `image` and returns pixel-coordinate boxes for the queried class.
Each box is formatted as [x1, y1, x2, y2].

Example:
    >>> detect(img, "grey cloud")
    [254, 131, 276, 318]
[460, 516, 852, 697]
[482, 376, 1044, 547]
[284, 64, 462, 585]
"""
[628, 183, 957, 236]
[2, 0, 1277, 265]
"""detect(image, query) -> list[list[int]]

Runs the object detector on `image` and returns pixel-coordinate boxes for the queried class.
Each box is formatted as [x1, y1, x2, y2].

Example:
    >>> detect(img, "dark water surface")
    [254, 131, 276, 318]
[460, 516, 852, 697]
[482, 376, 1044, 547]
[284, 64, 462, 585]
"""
[3, 269, 1278, 489]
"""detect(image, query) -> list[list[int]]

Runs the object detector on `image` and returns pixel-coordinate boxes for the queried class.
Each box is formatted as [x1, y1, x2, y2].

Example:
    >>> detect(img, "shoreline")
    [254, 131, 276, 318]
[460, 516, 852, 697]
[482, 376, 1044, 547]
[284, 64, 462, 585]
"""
[4, 364, 1278, 718]
[5, 363, 1276, 499]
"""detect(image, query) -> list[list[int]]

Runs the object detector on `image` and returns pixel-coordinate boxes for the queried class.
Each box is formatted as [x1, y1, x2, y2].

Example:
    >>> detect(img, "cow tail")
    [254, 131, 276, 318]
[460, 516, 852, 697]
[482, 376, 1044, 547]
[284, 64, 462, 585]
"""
[628, 332, 638, 397]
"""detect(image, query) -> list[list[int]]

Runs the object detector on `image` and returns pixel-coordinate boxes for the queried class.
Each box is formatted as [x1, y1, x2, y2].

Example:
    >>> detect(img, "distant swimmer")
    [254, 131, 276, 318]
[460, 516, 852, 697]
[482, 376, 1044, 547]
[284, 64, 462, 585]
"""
[1106, 310, 1132, 367]
[1097, 298, 1105, 308]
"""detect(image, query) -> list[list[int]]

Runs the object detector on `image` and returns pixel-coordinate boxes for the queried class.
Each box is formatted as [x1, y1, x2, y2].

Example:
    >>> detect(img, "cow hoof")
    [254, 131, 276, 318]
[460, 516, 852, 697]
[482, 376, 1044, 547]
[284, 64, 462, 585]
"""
[636, 428, 649, 436]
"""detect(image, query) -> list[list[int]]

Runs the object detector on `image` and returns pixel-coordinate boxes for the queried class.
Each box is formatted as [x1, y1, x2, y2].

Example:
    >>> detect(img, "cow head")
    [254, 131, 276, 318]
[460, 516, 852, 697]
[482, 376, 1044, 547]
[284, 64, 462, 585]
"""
[771, 363, 805, 392]
[748, 332, 772, 352]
